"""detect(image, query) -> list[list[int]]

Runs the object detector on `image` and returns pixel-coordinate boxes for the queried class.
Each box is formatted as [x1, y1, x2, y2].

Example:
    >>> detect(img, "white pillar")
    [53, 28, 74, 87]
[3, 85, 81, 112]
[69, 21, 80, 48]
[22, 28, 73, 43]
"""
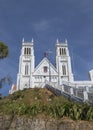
[83, 91, 88, 101]
[70, 87, 74, 95]
[85, 86, 89, 92]
[61, 85, 64, 92]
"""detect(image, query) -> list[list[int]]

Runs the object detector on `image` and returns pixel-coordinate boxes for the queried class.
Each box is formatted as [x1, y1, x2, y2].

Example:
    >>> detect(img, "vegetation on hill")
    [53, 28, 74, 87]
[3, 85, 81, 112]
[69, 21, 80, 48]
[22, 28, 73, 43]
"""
[0, 88, 93, 121]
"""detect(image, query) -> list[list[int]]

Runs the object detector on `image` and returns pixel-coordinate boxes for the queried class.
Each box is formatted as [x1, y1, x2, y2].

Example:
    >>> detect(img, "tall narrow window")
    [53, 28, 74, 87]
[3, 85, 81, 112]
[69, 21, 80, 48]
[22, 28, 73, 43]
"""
[60, 48, 61, 55]
[25, 64, 29, 75]
[62, 48, 64, 55]
[62, 65, 66, 75]
[44, 66, 48, 73]
[27, 48, 29, 55]
[59, 48, 66, 55]
[64, 48, 66, 55]
[24, 48, 26, 54]
[29, 48, 31, 54]
[25, 48, 31, 55]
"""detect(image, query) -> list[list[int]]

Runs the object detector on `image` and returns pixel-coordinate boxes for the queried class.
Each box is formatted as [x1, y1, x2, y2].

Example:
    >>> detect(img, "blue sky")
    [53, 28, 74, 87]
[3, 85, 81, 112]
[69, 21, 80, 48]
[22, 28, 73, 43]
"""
[0, 0, 93, 95]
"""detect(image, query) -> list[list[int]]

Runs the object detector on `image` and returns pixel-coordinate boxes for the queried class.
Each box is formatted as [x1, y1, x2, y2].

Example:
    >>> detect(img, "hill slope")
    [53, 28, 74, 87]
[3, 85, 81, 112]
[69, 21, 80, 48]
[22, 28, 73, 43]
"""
[0, 87, 93, 121]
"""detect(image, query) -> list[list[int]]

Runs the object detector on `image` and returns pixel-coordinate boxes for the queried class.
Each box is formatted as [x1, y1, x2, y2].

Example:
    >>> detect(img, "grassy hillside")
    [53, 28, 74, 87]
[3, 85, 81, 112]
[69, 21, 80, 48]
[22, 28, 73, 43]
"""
[0, 88, 93, 121]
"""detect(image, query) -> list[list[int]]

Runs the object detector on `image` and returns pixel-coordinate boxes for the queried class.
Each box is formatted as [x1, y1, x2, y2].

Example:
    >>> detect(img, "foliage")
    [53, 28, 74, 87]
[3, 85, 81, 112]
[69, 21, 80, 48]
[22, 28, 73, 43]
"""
[10, 90, 24, 100]
[0, 88, 93, 121]
[0, 42, 8, 59]
[0, 76, 12, 88]
[0, 42, 12, 89]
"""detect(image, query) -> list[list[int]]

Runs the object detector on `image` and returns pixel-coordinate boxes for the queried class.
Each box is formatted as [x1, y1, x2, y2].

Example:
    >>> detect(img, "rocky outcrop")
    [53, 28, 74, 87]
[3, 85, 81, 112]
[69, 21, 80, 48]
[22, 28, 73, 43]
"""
[0, 115, 93, 130]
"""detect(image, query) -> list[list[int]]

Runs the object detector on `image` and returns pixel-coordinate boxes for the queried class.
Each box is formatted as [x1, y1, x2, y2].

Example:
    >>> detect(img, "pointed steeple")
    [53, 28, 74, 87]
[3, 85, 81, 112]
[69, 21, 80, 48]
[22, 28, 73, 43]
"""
[22, 38, 24, 43]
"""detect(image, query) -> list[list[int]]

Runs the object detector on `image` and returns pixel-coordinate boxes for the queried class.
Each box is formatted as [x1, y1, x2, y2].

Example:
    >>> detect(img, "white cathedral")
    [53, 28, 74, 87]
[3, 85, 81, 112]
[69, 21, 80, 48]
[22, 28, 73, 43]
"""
[9, 38, 93, 94]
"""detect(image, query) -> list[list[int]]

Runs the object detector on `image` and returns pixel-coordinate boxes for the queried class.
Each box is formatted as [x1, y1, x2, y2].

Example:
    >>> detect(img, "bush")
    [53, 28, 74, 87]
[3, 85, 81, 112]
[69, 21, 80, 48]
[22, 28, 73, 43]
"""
[10, 91, 24, 100]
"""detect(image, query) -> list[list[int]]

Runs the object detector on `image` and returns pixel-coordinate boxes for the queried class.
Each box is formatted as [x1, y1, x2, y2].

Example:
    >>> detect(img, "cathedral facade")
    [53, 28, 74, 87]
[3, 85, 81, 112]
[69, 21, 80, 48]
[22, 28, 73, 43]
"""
[9, 38, 93, 94]
[17, 39, 74, 90]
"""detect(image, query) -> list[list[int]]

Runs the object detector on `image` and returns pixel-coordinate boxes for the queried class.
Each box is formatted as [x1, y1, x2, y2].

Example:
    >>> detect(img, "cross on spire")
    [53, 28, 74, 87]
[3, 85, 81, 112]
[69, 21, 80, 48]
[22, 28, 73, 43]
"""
[44, 52, 47, 57]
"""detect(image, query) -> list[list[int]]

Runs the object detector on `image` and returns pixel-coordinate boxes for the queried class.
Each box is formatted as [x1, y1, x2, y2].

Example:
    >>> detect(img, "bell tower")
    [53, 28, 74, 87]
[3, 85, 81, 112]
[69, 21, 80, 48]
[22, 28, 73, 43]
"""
[56, 39, 74, 85]
[17, 38, 35, 90]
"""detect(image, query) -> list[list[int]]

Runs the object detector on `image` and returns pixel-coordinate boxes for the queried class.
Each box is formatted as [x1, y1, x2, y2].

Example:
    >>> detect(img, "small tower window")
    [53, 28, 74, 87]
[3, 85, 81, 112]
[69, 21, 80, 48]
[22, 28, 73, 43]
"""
[43, 66, 48, 73]
[64, 48, 66, 55]
[24, 48, 31, 55]
[27, 48, 29, 55]
[60, 48, 61, 55]
[62, 65, 66, 75]
[25, 64, 29, 75]
[29, 48, 31, 54]
[24, 48, 26, 54]
[59, 48, 66, 55]
[62, 48, 64, 55]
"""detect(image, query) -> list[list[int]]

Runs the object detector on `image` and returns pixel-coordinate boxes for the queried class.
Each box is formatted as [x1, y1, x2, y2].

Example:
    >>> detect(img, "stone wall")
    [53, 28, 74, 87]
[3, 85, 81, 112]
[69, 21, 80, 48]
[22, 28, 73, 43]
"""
[0, 115, 93, 130]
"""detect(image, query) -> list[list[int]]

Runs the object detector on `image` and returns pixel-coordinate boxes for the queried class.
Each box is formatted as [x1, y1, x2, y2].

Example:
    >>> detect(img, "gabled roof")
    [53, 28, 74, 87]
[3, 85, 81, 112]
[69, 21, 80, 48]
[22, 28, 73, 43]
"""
[33, 57, 58, 76]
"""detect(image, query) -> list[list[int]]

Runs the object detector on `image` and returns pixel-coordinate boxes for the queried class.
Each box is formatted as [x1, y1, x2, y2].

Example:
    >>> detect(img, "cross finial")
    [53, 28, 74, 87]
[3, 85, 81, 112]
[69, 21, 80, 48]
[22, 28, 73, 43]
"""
[44, 52, 46, 57]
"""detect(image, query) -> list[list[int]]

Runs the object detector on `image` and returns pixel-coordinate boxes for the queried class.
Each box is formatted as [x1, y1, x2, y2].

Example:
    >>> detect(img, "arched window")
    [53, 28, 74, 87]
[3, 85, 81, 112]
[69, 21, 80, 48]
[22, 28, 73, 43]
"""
[25, 64, 29, 75]
[62, 65, 66, 75]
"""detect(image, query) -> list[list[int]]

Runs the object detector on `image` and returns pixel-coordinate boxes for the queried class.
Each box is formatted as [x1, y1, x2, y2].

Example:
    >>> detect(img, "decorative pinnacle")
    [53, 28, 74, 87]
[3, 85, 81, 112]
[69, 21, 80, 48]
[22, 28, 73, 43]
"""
[31, 38, 34, 43]
[56, 38, 59, 43]
[22, 38, 24, 43]
[65, 39, 67, 44]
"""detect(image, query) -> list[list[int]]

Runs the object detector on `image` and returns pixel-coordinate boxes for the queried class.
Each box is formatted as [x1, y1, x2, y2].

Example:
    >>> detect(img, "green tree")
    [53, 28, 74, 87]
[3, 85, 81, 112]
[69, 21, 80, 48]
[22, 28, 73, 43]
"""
[0, 42, 12, 89]
[0, 42, 8, 59]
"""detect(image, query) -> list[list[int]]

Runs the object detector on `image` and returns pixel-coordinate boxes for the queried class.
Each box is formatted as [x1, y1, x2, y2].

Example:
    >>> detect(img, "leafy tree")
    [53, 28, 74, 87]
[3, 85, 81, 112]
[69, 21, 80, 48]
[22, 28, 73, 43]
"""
[0, 76, 12, 88]
[0, 42, 12, 89]
[0, 42, 8, 59]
